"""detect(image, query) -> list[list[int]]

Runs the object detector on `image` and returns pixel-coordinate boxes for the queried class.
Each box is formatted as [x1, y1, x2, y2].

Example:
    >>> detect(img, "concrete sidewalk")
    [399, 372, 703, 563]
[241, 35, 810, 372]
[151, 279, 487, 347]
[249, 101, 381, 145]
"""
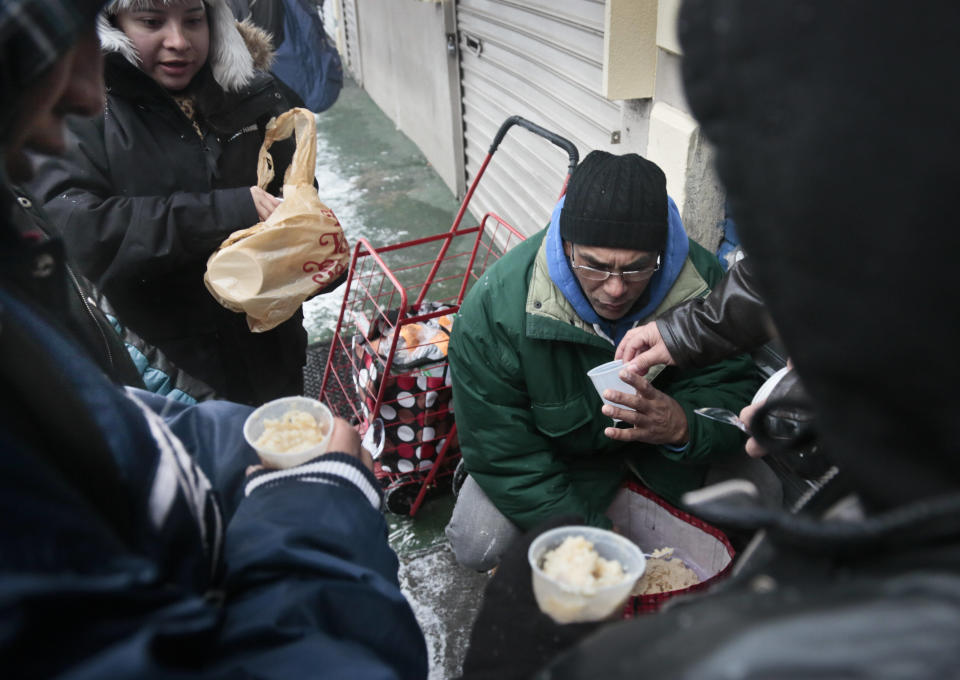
[400, 544, 491, 679]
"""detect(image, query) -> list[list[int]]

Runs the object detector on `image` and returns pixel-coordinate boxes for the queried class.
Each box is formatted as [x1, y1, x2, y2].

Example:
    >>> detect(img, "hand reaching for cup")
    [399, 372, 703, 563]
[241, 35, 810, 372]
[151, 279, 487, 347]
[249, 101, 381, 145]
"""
[614, 321, 676, 376]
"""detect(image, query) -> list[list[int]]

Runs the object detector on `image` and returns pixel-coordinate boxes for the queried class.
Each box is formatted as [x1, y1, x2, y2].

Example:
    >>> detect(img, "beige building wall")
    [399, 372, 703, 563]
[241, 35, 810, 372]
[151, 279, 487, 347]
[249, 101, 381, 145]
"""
[349, 0, 462, 197]
[604, 0, 725, 252]
[602, 0, 657, 100]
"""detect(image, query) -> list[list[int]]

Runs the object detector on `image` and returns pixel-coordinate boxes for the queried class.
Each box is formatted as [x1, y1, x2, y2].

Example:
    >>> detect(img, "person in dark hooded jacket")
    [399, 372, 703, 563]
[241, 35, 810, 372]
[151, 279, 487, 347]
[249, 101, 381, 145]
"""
[29, 0, 312, 406]
[458, 2, 960, 679]
[0, 2, 427, 677]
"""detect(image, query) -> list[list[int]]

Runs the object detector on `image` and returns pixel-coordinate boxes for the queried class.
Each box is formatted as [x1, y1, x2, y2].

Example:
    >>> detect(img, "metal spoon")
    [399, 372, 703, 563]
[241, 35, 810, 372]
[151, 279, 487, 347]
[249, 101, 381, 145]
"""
[694, 407, 750, 434]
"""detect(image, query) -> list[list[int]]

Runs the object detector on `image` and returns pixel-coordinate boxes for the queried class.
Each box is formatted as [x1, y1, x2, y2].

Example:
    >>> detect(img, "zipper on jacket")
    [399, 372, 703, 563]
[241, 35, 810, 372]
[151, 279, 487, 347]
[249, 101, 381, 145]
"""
[65, 264, 117, 371]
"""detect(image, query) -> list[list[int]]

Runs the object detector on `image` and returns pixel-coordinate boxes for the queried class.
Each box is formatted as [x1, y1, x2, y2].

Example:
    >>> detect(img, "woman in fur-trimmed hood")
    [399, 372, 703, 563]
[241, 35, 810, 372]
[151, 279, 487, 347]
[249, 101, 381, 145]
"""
[97, 0, 270, 90]
[29, 0, 312, 406]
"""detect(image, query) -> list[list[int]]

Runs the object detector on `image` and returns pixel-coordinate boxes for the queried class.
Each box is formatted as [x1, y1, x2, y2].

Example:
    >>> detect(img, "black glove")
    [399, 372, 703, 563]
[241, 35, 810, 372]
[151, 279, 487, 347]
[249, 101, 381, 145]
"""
[753, 370, 830, 480]
[459, 515, 604, 680]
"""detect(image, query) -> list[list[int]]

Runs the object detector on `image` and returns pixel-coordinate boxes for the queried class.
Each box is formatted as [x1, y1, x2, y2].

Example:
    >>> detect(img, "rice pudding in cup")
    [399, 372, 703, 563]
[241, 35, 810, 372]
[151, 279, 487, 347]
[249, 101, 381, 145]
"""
[528, 525, 646, 624]
[243, 396, 334, 469]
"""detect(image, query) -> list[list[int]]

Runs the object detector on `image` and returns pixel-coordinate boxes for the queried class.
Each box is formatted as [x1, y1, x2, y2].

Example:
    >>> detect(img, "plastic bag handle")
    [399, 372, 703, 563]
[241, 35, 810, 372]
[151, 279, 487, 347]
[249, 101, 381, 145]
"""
[256, 107, 318, 190]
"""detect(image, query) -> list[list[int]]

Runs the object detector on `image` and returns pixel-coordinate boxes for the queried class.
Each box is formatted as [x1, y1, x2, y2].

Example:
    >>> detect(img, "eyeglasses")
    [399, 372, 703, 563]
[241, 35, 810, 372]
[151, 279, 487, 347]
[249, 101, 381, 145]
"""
[569, 247, 661, 283]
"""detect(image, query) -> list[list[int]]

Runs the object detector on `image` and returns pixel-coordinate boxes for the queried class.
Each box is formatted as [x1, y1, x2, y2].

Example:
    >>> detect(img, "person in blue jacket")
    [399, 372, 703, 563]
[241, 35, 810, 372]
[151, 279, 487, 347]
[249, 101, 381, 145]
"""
[226, 0, 343, 112]
[0, 1, 427, 677]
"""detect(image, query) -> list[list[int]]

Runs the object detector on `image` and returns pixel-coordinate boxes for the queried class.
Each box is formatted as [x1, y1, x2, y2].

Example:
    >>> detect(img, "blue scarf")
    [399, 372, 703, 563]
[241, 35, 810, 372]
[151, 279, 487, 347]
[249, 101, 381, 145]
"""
[545, 195, 690, 345]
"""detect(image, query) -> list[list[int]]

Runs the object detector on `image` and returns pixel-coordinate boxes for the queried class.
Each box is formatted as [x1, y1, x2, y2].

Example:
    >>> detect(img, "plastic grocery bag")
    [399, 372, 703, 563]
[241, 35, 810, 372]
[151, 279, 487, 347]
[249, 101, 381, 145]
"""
[204, 107, 349, 332]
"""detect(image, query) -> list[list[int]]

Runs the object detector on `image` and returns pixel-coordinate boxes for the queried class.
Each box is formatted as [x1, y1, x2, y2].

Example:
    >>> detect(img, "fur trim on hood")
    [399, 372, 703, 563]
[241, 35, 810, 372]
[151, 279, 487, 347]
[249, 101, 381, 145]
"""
[96, 0, 271, 91]
[235, 18, 274, 72]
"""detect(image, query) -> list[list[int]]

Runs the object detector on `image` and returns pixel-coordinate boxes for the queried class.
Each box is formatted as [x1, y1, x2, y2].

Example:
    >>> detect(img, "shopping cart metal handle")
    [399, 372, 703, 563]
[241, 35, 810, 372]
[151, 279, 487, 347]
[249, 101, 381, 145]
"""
[488, 115, 579, 175]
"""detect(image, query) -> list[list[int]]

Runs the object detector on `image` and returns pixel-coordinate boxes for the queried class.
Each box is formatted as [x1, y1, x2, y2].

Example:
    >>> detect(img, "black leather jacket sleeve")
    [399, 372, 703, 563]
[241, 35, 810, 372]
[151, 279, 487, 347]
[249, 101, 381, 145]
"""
[657, 258, 772, 368]
[7, 186, 145, 388]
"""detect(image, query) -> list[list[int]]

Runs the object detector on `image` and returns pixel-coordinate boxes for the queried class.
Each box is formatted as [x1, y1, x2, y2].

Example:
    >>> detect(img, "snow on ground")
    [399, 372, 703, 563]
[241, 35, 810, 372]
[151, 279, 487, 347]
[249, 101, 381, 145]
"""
[399, 545, 490, 680]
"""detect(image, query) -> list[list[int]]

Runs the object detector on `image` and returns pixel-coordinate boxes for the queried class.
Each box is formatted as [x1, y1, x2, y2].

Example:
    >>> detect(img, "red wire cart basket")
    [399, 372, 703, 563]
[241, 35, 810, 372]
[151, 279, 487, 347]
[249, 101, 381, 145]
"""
[318, 116, 579, 516]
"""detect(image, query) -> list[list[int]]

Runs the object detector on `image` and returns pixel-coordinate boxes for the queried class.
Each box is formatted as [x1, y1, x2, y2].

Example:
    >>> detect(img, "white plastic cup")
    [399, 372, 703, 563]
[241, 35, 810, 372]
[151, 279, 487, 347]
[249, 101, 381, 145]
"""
[243, 396, 334, 469]
[587, 359, 636, 421]
[528, 525, 646, 624]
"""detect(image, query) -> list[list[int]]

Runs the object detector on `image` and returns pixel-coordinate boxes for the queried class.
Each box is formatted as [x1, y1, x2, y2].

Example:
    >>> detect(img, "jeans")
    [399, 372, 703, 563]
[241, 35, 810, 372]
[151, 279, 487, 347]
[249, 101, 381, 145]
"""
[445, 476, 522, 571]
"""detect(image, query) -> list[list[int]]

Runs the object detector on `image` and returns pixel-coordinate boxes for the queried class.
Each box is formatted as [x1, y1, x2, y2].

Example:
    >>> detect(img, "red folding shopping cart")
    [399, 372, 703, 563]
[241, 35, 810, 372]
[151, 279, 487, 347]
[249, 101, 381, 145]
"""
[318, 116, 579, 516]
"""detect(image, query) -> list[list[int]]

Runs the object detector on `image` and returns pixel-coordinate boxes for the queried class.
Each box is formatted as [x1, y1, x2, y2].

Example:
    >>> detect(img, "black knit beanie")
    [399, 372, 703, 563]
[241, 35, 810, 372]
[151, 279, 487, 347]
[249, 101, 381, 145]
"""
[560, 151, 668, 252]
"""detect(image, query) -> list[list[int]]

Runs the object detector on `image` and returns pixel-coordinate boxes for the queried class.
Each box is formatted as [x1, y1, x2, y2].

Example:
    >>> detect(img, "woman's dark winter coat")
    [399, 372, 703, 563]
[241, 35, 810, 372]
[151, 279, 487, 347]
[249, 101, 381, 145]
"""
[32, 47, 305, 405]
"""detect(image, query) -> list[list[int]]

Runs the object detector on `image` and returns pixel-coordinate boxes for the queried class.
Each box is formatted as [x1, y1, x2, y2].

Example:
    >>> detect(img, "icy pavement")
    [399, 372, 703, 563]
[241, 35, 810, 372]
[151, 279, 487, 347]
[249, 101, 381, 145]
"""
[385, 494, 490, 679]
[399, 545, 490, 679]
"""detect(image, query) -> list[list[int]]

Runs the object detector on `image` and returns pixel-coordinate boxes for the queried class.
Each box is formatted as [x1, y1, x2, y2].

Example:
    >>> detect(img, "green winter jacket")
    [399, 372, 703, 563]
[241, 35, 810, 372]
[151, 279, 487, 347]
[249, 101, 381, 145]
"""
[449, 229, 760, 530]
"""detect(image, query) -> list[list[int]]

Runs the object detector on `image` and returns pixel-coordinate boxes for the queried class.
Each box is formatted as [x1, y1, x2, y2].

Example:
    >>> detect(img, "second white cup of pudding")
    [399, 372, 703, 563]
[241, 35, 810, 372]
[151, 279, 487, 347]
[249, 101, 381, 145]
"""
[243, 396, 334, 469]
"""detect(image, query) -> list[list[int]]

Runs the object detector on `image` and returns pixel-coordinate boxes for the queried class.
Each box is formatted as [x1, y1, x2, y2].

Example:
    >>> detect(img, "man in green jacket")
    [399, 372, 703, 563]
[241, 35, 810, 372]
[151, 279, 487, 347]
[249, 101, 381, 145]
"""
[445, 151, 762, 571]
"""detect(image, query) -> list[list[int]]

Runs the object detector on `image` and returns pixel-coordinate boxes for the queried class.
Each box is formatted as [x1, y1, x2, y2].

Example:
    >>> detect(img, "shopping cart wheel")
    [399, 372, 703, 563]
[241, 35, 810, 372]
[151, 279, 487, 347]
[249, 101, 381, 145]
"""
[384, 475, 454, 516]
[384, 480, 421, 516]
[452, 458, 468, 497]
